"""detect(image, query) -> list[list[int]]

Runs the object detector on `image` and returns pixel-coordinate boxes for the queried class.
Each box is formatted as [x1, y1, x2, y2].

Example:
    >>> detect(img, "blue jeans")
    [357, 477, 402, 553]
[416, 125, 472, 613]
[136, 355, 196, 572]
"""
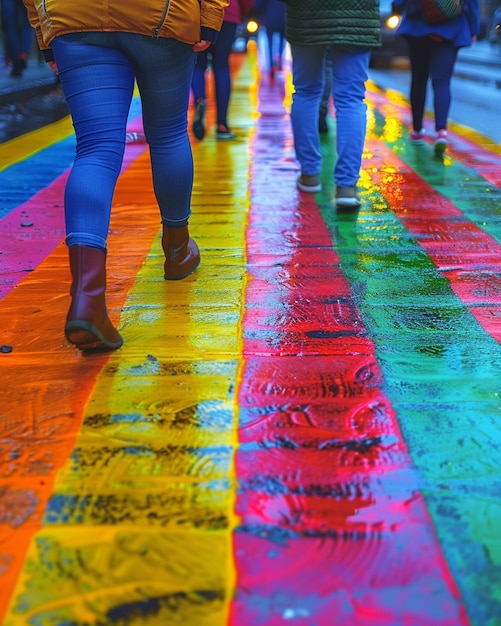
[191, 21, 237, 128]
[263, 28, 286, 69]
[290, 44, 371, 187]
[51, 32, 196, 250]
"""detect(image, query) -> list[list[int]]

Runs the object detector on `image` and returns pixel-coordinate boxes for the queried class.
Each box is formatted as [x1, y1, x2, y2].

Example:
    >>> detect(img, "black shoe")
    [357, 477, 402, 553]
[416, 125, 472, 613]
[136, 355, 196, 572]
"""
[10, 58, 25, 78]
[192, 99, 206, 140]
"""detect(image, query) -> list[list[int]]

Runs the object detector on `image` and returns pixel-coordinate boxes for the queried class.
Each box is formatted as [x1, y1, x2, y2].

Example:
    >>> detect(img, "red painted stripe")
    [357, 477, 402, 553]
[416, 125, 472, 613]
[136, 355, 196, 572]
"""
[230, 75, 468, 624]
[366, 139, 501, 343]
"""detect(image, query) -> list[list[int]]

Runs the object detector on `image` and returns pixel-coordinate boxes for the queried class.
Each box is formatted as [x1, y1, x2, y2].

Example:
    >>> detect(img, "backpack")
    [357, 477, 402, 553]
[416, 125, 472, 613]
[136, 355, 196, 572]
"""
[417, 0, 464, 24]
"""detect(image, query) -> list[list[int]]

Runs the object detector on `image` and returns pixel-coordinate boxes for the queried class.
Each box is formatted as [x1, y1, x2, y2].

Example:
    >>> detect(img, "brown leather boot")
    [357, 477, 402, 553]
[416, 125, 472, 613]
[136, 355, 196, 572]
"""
[162, 225, 200, 280]
[65, 245, 123, 352]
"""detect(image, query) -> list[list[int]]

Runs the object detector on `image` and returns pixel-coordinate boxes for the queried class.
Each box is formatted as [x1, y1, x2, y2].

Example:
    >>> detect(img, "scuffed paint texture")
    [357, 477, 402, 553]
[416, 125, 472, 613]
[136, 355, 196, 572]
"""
[0, 45, 500, 625]
[230, 73, 467, 626]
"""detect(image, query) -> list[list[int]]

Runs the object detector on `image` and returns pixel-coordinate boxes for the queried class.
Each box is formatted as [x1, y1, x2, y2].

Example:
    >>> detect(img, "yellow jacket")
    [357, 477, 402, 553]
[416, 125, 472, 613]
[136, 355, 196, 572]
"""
[22, 0, 229, 59]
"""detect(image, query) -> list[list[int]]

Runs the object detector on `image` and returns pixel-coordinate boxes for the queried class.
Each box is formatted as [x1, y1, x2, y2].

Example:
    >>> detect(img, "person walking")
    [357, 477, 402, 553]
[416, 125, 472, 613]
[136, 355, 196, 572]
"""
[253, 0, 286, 79]
[21, 0, 228, 352]
[1, 0, 34, 77]
[318, 48, 333, 133]
[392, 0, 480, 153]
[191, 0, 254, 141]
[284, 0, 381, 208]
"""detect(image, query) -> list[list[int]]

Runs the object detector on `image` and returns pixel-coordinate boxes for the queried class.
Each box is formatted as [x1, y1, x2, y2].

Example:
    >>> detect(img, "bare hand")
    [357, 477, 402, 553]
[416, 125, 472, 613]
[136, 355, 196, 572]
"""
[192, 40, 211, 52]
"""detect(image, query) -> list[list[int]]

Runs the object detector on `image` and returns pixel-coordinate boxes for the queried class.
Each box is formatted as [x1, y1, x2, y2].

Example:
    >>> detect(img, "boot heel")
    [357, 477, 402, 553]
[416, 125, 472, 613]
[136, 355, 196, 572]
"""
[65, 320, 123, 352]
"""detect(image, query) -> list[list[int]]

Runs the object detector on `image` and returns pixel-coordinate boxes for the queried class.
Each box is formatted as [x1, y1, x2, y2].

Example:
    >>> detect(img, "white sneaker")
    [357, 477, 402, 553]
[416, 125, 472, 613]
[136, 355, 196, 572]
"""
[297, 174, 321, 193]
[335, 186, 361, 208]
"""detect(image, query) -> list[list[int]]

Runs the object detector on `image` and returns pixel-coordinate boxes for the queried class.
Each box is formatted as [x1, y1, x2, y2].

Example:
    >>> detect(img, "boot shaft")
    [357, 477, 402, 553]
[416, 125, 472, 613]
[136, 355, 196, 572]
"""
[162, 225, 200, 280]
[65, 245, 122, 351]
[67, 245, 107, 320]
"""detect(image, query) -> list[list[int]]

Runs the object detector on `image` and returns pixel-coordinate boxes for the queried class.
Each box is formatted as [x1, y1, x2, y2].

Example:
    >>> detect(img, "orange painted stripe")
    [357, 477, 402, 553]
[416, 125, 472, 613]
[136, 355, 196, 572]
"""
[0, 149, 160, 620]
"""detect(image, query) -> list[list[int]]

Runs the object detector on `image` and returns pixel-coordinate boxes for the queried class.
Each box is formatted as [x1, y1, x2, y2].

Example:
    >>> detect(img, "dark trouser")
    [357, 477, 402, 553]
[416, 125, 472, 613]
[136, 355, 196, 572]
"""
[191, 21, 237, 128]
[1, 0, 34, 61]
[405, 35, 458, 131]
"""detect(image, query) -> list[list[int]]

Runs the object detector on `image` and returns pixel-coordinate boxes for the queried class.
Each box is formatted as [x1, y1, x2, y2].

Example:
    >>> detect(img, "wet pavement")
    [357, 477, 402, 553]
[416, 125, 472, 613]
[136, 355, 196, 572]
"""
[1, 43, 501, 626]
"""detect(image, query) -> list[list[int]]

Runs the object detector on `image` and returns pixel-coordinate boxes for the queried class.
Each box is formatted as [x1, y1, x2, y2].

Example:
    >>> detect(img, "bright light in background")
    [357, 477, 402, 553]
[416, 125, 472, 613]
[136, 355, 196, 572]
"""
[247, 20, 259, 34]
[386, 14, 401, 29]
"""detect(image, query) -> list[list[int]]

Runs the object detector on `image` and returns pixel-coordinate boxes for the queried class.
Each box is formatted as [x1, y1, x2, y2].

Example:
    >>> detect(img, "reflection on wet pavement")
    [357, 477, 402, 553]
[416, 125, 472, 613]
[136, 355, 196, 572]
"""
[0, 46, 500, 625]
[0, 88, 68, 143]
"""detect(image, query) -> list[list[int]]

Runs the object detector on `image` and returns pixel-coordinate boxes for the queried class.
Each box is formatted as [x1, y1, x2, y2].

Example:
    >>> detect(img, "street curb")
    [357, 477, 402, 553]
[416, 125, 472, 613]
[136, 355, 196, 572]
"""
[453, 63, 501, 88]
[0, 76, 61, 107]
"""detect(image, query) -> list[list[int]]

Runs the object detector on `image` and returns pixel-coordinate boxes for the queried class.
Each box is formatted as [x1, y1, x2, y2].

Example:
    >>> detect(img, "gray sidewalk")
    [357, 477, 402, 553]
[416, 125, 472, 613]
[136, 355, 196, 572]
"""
[458, 37, 501, 65]
[0, 55, 59, 106]
[456, 38, 501, 86]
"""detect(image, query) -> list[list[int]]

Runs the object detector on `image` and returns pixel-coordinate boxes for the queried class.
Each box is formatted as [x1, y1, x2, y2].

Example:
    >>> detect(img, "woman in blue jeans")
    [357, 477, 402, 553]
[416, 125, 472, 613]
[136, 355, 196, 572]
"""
[392, 0, 480, 153]
[21, 0, 227, 352]
[283, 0, 381, 208]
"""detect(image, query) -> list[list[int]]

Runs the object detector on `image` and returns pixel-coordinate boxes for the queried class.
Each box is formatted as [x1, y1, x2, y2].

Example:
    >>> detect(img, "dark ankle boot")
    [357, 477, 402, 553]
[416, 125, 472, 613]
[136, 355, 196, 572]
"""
[65, 245, 123, 352]
[162, 225, 200, 280]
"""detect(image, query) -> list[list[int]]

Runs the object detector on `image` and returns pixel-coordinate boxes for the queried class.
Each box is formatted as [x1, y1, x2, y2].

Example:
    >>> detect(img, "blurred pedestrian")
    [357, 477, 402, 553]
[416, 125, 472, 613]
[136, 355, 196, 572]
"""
[284, 0, 381, 208]
[1, 0, 34, 77]
[318, 48, 333, 134]
[191, 0, 254, 141]
[253, 0, 286, 79]
[21, 0, 228, 352]
[392, 0, 480, 153]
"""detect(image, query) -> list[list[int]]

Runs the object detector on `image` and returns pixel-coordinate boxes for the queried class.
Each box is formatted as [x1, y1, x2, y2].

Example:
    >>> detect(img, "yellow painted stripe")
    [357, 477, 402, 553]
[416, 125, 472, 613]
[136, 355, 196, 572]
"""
[0, 116, 74, 170]
[4, 52, 255, 625]
[0, 85, 144, 171]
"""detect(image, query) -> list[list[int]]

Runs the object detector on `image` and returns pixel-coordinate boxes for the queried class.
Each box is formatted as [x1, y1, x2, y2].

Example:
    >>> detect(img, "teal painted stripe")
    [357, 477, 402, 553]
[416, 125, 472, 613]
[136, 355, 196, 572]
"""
[0, 139, 75, 219]
[318, 139, 501, 625]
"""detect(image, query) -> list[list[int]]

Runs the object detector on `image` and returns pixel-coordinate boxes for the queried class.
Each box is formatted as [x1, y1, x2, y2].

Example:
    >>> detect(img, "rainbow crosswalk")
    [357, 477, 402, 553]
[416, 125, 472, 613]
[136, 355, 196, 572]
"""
[0, 46, 500, 625]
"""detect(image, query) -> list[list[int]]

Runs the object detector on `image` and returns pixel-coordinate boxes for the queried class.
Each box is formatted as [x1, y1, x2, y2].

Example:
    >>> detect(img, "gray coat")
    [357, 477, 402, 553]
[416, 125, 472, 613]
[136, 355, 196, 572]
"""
[284, 0, 381, 48]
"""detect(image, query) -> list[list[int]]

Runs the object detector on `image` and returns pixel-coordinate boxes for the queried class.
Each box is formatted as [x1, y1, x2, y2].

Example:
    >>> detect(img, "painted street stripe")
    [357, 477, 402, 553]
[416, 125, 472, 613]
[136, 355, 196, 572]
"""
[365, 140, 501, 343]
[366, 80, 501, 188]
[0, 106, 148, 299]
[230, 63, 467, 625]
[1, 52, 254, 624]
[0, 150, 162, 621]
[1, 44, 500, 626]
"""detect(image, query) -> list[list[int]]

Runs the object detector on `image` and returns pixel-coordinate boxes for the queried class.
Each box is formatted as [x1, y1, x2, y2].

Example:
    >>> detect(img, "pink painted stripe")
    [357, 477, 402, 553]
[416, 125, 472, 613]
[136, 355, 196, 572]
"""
[230, 76, 467, 625]
[0, 128, 148, 300]
[366, 139, 501, 343]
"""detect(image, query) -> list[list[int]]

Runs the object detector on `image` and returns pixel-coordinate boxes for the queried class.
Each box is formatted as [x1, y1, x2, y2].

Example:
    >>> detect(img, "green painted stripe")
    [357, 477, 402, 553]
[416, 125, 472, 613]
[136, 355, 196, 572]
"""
[317, 129, 501, 624]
